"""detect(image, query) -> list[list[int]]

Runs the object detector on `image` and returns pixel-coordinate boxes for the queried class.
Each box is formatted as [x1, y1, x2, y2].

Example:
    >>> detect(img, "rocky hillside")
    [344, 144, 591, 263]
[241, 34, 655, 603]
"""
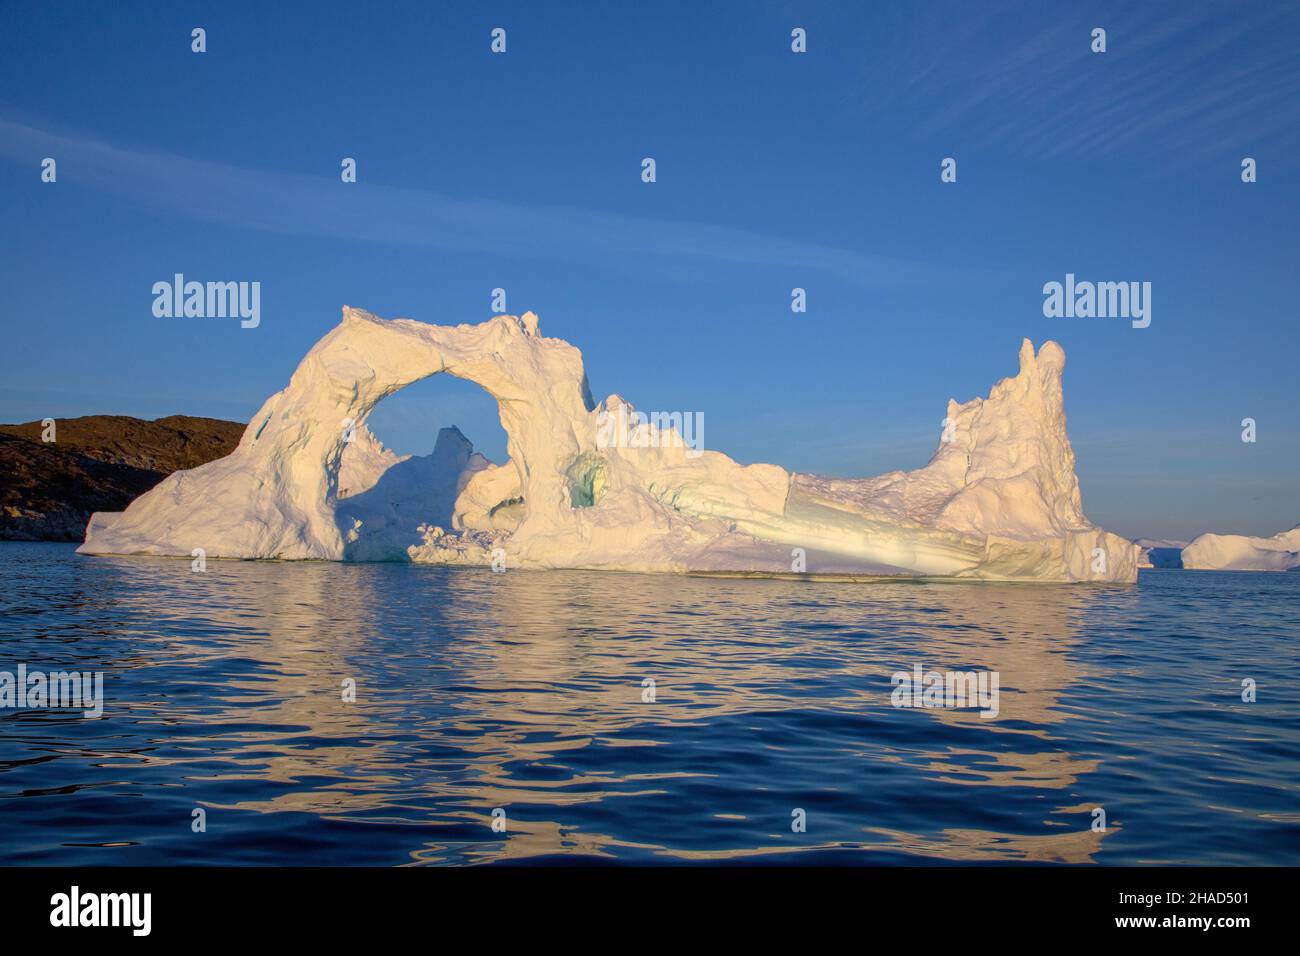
[0, 416, 244, 541]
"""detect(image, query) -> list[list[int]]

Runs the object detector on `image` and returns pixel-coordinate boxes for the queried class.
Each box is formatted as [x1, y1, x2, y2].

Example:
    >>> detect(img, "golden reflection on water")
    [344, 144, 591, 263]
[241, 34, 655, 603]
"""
[92, 555, 1123, 864]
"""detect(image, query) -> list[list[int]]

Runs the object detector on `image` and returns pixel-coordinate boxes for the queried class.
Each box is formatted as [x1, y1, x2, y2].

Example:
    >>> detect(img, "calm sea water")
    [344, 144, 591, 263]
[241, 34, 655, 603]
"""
[1, 542, 1296, 866]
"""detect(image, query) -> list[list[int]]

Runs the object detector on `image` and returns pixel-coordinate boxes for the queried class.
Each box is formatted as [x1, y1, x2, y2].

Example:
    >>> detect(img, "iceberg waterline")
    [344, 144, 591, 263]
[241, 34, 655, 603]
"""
[79, 307, 1138, 582]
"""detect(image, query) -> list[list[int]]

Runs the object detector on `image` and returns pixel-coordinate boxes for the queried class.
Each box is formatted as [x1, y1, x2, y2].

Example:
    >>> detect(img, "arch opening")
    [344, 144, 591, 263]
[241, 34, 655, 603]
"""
[366, 372, 508, 464]
[334, 371, 511, 561]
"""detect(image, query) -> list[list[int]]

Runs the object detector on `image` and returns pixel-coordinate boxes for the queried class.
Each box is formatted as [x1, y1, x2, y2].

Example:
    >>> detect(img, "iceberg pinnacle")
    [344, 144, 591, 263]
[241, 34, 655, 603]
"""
[79, 308, 1138, 582]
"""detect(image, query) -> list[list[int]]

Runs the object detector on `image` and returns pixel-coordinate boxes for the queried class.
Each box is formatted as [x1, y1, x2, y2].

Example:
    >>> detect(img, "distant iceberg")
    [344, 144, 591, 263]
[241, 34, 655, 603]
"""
[1181, 525, 1300, 571]
[79, 308, 1138, 582]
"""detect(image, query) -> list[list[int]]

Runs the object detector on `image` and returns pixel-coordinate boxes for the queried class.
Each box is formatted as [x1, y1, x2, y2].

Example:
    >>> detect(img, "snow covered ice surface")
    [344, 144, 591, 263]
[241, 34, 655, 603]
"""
[79, 307, 1138, 582]
[1181, 525, 1300, 572]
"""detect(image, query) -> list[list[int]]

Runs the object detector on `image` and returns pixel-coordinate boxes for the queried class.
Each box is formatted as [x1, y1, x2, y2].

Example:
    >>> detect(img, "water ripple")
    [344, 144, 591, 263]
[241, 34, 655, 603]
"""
[0, 544, 1296, 865]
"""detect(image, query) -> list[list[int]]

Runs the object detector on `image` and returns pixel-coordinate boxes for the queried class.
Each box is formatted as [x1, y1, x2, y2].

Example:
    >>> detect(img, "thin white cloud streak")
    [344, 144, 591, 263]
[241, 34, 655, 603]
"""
[856, 1, 1300, 167]
[0, 115, 957, 287]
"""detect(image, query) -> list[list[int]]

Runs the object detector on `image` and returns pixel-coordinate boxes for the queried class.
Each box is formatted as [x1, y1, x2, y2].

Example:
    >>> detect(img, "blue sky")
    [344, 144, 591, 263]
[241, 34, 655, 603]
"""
[1, 0, 1297, 541]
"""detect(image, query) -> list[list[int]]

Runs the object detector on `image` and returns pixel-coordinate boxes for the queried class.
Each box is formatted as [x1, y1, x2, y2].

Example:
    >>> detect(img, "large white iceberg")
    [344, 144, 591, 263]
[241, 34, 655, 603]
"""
[79, 307, 1137, 582]
[1181, 525, 1300, 571]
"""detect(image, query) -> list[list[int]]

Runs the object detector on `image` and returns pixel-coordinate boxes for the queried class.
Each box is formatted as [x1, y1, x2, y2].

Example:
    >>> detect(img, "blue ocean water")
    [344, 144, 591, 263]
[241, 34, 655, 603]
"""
[0, 542, 1296, 865]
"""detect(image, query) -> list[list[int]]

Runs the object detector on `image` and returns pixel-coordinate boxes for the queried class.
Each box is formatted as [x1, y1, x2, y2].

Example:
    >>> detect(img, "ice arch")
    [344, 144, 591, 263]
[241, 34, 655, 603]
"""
[82, 307, 595, 559]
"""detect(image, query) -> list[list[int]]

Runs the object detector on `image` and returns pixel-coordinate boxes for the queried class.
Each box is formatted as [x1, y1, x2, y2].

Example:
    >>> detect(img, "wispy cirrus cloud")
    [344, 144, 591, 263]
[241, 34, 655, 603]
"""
[855, 1, 1300, 166]
[0, 114, 963, 288]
